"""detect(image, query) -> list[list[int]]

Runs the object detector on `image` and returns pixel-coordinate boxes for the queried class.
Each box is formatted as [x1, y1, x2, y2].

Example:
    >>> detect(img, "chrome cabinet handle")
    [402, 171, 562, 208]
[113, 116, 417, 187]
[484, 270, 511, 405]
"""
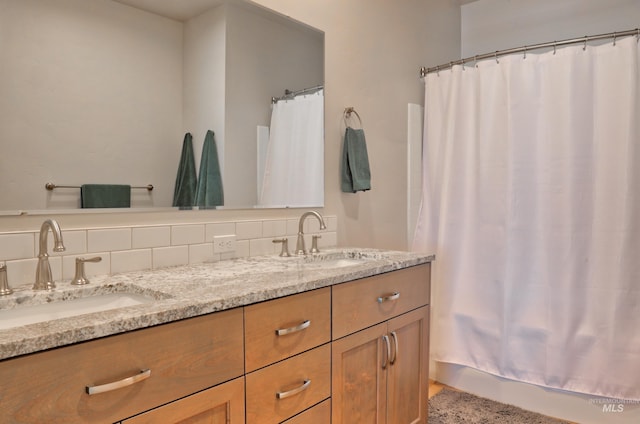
[276, 320, 311, 336]
[390, 331, 399, 365]
[276, 379, 311, 399]
[382, 335, 391, 369]
[377, 292, 400, 303]
[86, 369, 151, 395]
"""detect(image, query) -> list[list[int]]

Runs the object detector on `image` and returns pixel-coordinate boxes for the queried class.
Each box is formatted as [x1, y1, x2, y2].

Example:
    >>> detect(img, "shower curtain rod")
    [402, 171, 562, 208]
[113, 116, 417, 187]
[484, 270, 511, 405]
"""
[420, 28, 639, 77]
[271, 84, 324, 103]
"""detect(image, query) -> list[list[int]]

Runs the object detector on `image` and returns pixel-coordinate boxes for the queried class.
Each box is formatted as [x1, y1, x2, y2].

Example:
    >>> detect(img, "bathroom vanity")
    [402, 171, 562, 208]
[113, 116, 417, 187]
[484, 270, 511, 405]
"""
[0, 249, 432, 423]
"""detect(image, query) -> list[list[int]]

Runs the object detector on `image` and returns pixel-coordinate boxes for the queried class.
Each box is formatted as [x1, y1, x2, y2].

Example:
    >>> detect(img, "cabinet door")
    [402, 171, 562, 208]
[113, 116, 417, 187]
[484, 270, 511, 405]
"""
[331, 322, 388, 424]
[121, 377, 245, 424]
[386, 307, 429, 424]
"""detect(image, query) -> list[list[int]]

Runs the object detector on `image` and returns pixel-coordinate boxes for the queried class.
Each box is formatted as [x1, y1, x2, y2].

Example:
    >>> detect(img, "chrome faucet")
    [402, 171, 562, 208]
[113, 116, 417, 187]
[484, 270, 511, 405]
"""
[33, 219, 66, 291]
[295, 211, 326, 255]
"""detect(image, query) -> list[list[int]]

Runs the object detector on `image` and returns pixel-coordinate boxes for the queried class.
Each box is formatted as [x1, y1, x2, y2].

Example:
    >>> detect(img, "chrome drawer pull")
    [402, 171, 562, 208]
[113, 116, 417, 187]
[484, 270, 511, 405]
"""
[276, 319, 311, 336]
[86, 369, 151, 395]
[377, 292, 400, 303]
[276, 379, 311, 399]
[390, 331, 399, 365]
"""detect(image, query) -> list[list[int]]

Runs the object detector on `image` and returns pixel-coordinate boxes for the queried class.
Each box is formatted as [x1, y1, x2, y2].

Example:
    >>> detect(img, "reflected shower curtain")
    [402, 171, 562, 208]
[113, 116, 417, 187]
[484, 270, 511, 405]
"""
[413, 36, 640, 400]
[260, 90, 324, 207]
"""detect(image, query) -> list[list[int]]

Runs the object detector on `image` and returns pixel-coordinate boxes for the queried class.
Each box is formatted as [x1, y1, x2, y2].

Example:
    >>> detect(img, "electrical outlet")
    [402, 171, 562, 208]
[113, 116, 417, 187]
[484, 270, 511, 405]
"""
[213, 235, 236, 253]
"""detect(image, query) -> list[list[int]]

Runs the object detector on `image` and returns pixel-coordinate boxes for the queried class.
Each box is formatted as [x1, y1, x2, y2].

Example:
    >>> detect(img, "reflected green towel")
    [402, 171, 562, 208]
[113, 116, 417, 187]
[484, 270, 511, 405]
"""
[341, 127, 371, 193]
[172, 133, 197, 208]
[81, 184, 131, 208]
[195, 130, 224, 208]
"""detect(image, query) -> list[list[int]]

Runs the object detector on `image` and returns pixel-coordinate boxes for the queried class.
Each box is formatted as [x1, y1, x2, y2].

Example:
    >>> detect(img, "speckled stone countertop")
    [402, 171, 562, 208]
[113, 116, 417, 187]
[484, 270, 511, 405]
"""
[0, 248, 433, 361]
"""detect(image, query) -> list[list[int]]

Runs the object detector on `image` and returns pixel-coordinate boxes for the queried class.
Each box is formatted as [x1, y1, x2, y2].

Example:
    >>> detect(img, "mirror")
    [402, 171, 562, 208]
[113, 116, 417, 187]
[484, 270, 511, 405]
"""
[0, 0, 324, 213]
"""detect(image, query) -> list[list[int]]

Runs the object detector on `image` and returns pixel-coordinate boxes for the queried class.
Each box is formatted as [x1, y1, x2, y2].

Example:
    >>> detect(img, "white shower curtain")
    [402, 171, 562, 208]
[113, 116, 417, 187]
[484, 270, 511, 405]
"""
[414, 35, 640, 400]
[260, 90, 324, 207]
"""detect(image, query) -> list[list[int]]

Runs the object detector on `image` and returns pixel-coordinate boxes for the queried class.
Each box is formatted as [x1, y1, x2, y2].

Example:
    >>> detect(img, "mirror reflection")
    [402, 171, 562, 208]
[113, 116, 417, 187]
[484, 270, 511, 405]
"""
[0, 0, 324, 213]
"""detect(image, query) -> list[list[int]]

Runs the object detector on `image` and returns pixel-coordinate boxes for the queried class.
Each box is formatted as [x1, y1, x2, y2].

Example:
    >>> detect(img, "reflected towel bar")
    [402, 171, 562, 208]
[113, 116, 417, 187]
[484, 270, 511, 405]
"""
[45, 183, 154, 191]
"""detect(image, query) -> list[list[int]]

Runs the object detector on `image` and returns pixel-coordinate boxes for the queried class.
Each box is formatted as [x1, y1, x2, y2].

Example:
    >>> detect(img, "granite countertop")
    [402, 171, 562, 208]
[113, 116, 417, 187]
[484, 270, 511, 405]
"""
[0, 248, 433, 361]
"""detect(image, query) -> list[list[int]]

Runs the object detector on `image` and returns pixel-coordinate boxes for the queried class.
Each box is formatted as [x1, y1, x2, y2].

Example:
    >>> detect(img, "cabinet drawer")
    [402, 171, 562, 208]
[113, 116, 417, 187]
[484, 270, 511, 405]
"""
[282, 399, 331, 424]
[245, 287, 330, 372]
[121, 376, 245, 423]
[332, 264, 430, 339]
[246, 344, 331, 424]
[0, 308, 244, 424]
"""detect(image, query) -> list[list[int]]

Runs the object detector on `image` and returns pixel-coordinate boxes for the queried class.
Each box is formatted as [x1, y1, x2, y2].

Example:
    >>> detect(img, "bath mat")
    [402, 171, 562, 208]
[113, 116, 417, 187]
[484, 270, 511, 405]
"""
[429, 388, 570, 424]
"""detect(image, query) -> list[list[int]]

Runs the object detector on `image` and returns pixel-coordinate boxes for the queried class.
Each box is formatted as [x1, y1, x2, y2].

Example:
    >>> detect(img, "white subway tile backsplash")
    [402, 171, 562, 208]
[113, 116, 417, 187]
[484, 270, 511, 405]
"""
[153, 246, 189, 268]
[286, 219, 299, 236]
[51, 230, 87, 256]
[111, 249, 152, 274]
[220, 251, 236, 261]
[205, 222, 236, 241]
[262, 220, 287, 237]
[88, 228, 131, 253]
[171, 224, 205, 246]
[0, 233, 34, 261]
[189, 243, 215, 264]
[0, 215, 337, 281]
[133, 226, 170, 249]
[235, 240, 250, 258]
[236, 221, 262, 240]
[249, 238, 275, 257]
[5, 258, 38, 288]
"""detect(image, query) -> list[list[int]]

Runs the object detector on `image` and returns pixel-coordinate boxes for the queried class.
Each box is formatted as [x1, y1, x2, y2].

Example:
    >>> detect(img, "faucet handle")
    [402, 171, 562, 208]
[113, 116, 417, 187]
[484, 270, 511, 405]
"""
[310, 235, 321, 254]
[272, 238, 291, 257]
[71, 256, 102, 286]
[0, 263, 13, 296]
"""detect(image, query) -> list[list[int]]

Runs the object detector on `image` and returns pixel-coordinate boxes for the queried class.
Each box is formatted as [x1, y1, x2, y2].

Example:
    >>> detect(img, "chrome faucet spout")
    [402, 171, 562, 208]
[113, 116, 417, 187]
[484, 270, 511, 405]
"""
[33, 219, 65, 291]
[295, 211, 326, 255]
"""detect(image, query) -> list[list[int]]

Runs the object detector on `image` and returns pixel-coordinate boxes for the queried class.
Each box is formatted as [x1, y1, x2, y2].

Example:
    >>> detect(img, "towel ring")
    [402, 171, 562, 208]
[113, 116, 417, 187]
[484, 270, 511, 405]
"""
[343, 107, 362, 128]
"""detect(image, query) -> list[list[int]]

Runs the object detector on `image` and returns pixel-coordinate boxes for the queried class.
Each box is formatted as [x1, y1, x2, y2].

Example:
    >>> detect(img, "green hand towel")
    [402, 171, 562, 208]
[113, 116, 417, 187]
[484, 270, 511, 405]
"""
[341, 127, 371, 193]
[195, 130, 224, 208]
[81, 184, 131, 208]
[172, 132, 197, 208]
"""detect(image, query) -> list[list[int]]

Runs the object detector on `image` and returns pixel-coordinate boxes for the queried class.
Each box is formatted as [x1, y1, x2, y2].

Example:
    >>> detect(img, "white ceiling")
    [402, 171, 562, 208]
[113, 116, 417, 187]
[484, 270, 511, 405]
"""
[112, 0, 226, 21]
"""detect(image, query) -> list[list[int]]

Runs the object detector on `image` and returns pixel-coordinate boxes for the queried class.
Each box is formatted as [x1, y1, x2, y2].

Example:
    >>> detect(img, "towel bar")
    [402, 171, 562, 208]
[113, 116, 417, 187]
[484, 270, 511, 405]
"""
[45, 183, 153, 191]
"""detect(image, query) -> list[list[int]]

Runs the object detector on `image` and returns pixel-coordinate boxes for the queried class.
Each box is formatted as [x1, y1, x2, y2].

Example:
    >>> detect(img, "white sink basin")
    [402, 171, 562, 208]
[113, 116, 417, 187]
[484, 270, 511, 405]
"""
[298, 251, 379, 269]
[311, 258, 365, 268]
[0, 292, 154, 330]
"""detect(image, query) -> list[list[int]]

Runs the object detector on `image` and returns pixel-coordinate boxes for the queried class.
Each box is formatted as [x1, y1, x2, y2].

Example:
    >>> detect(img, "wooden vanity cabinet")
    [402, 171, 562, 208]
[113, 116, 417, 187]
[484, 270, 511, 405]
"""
[0, 263, 430, 423]
[0, 308, 244, 424]
[331, 264, 431, 424]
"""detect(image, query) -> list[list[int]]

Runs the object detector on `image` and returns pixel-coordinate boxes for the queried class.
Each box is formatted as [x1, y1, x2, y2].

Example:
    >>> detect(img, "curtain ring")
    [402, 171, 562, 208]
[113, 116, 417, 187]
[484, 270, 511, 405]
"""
[636, 28, 639, 42]
[436, 65, 440, 77]
[553, 42, 557, 55]
[495, 51, 499, 64]
[613, 32, 617, 46]
[474, 55, 478, 68]
[523, 46, 527, 60]
[583, 37, 587, 51]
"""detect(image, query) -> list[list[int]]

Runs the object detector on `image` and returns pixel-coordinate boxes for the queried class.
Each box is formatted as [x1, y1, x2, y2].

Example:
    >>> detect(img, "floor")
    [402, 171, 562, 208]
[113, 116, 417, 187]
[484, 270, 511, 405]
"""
[428, 380, 447, 399]
[428, 380, 577, 423]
